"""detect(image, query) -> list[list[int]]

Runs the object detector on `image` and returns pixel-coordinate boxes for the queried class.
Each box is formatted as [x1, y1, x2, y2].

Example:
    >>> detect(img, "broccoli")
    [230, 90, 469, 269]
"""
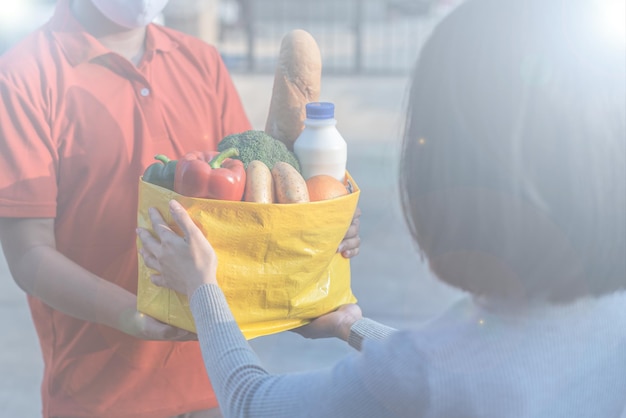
[217, 130, 301, 173]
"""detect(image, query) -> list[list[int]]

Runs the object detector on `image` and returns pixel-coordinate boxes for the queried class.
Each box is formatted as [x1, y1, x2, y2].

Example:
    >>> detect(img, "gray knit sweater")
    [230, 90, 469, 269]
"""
[190, 284, 626, 418]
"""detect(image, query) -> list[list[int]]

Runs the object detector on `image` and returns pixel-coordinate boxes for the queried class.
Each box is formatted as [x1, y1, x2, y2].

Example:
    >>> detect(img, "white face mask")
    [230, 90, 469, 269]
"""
[90, 0, 170, 29]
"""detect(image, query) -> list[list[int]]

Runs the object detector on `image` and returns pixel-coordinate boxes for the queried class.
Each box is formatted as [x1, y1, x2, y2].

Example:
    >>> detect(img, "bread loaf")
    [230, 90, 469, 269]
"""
[265, 30, 322, 150]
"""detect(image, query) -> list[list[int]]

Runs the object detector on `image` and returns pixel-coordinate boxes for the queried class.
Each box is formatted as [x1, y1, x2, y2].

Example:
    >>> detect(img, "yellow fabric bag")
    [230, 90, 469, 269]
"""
[136, 174, 359, 339]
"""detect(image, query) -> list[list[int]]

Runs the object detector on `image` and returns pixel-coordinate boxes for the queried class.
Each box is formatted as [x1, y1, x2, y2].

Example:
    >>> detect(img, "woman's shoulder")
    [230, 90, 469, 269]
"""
[394, 290, 626, 365]
[385, 292, 626, 416]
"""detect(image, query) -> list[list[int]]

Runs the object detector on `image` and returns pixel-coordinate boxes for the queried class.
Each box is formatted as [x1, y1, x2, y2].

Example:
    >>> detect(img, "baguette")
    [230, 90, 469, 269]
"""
[271, 162, 310, 204]
[265, 29, 322, 150]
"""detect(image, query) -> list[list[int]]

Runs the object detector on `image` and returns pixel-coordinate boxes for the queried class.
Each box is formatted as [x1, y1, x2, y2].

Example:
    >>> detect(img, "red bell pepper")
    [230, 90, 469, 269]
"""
[174, 148, 246, 201]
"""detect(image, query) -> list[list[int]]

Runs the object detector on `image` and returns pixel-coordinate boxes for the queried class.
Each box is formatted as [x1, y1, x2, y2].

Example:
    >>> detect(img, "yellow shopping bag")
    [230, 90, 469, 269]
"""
[136, 173, 359, 339]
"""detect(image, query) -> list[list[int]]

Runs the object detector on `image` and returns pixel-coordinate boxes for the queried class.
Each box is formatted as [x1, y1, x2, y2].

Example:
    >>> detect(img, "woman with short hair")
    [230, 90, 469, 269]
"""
[138, 0, 626, 416]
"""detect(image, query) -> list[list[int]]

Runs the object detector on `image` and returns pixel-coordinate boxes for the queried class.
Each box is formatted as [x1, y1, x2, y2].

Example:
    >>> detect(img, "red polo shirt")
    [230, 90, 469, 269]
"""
[0, 1, 251, 416]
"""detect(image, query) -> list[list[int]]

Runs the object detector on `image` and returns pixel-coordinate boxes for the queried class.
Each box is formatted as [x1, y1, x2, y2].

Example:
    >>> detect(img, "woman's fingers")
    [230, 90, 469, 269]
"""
[150, 273, 166, 288]
[137, 201, 218, 296]
[148, 207, 170, 238]
[145, 204, 188, 247]
[139, 247, 159, 271]
[137, 228, 159, 259]
[168, 200, 200, 244]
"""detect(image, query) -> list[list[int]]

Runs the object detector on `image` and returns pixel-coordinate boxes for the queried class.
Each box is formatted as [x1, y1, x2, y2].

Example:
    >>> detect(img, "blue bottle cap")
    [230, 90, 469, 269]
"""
[305, 102, 335, 119]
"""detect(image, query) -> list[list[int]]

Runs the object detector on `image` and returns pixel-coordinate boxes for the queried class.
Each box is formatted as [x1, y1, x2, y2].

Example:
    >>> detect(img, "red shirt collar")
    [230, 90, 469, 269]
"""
[48, 0, 178, 67]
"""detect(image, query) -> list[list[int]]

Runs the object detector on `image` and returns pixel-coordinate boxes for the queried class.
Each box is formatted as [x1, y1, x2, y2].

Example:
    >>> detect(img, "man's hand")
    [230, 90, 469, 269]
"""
[292, 304, 362, 341]
[118, 307, 197, 341]
[338, 207, 361, 258]
[0, 217, 196, 342]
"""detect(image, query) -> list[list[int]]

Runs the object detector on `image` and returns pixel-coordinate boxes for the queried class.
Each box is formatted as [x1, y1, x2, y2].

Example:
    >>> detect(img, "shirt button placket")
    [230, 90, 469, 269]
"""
[137, 84, 166, 139]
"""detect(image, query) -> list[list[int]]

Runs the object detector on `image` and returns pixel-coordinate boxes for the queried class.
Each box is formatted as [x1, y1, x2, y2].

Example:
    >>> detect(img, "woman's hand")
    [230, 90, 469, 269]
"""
[292, 304, 362, 341]
[136, 200, 218, 299]
[338, 207, 361, 258]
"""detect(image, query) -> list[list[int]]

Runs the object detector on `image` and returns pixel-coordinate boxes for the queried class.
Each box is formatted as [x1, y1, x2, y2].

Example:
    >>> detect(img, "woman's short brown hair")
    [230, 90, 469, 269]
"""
[400, 0, 625, 303]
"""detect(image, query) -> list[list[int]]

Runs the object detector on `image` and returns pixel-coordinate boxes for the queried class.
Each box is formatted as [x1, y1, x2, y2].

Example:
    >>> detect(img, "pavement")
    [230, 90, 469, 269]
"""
[0, 74, 466, 416]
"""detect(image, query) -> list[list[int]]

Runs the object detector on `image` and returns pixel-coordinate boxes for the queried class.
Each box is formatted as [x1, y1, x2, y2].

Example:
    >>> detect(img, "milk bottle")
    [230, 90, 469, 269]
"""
[293, 102, 348, 182]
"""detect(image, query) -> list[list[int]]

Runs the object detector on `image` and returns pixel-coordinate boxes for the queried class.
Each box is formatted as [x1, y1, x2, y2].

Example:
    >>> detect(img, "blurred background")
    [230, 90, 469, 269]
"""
[1, 0, 462, 74]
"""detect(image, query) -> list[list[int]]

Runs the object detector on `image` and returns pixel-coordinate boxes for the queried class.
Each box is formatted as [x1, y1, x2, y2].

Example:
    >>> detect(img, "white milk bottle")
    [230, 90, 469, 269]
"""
[293, 102, 347, 182]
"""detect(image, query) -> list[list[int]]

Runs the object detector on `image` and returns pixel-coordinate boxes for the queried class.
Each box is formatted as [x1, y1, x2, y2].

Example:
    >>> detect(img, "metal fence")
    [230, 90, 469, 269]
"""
[217, 0, 448, 75]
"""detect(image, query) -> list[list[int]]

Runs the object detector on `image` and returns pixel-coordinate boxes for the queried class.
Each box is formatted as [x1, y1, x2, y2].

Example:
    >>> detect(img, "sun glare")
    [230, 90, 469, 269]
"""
[597, 0, 626, 47]
[0, 3, 29, 30]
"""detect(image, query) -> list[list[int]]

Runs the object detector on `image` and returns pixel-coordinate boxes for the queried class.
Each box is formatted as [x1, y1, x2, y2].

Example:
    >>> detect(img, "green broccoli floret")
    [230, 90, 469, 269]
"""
[217, 130, 301, 172]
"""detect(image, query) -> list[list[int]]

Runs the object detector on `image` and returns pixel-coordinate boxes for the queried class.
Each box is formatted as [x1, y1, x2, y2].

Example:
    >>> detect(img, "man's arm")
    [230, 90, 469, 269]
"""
[0, 217, 194, 341]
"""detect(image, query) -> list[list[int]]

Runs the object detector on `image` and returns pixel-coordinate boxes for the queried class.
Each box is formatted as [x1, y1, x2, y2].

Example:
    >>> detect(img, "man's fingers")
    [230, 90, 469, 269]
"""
[338, 235, 361, 258]
[136, 311, 198, 341]
[343, 207, 361, 240]
[345, 219, 360, 239]
[341, 246, 360, 259]
[166, 326, 198, 341]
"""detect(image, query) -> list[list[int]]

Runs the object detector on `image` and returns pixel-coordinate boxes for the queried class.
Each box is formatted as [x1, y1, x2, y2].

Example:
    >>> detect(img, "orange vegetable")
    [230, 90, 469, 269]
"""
[306, 174, 349, 202]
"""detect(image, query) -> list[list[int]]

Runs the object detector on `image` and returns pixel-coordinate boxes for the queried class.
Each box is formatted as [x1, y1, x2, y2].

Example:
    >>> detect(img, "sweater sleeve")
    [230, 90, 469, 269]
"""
[348, 318, 397, 351]
[189, 284, 428, 418]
